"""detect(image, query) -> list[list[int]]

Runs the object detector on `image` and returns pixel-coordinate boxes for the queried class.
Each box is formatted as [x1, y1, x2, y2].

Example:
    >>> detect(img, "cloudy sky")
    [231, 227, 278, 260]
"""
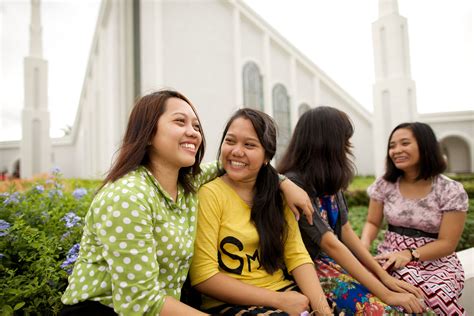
[1, 0, 472, 141]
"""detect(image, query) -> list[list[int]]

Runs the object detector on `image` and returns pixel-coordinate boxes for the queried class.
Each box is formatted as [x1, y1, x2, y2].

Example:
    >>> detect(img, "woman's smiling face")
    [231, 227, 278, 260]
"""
[220, 117, 266, 185]
[388, 128, 420, 173]
[148, 97, 202, 170]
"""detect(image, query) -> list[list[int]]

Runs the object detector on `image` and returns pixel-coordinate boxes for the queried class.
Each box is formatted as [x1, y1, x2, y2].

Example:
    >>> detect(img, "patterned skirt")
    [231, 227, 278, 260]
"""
[315, 255, 402, 315]
[205, 284, 341, 315]
[377, 231, 465, 315]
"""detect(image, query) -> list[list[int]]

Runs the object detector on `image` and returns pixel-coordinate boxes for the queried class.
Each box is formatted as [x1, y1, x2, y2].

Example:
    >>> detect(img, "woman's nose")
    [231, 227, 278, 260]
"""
[231, 146, 244, 157]
[185, 125, 199, 138]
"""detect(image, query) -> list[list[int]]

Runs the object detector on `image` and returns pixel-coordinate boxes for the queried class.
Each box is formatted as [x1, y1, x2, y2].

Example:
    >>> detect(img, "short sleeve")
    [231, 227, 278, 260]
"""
[367, 177, 389, 202]
[298, 207, 332, 248]
[439, 178, 469, 213]
[283, 207, 313, 273]
[338, 192, 349, 226]
[190, 185, 222, 286]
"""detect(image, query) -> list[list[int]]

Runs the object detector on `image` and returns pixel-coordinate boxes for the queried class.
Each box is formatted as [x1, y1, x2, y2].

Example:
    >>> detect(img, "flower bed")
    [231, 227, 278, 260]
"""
[0, 169, 99, 315]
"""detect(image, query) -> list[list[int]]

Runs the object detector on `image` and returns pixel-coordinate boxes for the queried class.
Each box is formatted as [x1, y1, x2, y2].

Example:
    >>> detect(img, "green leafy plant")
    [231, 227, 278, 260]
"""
[0, 169, 98, 315]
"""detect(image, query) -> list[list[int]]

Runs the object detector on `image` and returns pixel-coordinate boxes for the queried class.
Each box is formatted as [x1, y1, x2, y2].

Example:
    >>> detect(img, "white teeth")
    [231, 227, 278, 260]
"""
[181, 143, 195, 150]
[230, 161, 246, 167]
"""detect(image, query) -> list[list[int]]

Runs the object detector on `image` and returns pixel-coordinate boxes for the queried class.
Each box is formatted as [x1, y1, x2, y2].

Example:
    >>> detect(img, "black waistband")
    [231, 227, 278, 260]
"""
[388, 224, 438, 239]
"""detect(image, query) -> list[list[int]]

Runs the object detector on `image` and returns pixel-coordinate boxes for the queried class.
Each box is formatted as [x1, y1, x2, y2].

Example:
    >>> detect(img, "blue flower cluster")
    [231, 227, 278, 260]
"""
[3, 192, 20, 205]
[35, 185, 45, 193]
[61, 212, 81, 228]
[0, 219, 11, 237]
[51, 166, 61, 176]
[60, 243, 81, 274]
[72, 188, 87, 200]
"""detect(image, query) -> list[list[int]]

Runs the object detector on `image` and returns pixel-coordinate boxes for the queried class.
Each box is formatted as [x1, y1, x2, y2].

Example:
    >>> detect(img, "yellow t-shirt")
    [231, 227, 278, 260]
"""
[190, 177, 312, 309]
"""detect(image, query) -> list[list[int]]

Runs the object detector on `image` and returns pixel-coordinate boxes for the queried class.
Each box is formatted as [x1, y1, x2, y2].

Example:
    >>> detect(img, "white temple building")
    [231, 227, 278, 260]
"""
[0, 0, 473, 178]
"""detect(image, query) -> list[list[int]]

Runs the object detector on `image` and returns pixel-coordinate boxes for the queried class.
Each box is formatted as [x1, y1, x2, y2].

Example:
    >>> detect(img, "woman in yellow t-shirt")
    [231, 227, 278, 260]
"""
[190, 108, 333, 316]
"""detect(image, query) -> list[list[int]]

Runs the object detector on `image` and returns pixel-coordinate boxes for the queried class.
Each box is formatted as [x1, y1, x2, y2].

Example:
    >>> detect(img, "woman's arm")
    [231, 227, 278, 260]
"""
[360, 198, 384, 249]
[291, 263, 332, 315]
[194, 272, 309, 314]
[160, 297, 208, 316]
[280, 178, 314, 225]
[195, 161, 221, 188]
[340, 223, 422, 297]
[321, 229, 424, 313]
[375, 211, 467, 269]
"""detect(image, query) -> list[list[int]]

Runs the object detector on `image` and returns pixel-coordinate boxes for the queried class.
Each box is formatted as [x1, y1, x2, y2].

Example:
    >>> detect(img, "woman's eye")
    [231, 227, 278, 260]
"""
[175, 119, 185, 124]
[245, 143, 255, 148]
[193, 124, 201, 131]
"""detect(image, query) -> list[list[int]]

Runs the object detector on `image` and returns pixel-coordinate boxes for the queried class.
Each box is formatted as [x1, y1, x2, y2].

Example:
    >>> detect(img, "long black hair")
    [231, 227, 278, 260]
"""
[278, 106, 355, 195]
[383, 122, 446, 182]
[218, 108, 286, 274]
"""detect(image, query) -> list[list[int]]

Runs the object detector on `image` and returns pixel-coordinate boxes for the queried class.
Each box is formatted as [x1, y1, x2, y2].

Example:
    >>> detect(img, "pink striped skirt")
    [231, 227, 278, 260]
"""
[377, 231, 465, 315]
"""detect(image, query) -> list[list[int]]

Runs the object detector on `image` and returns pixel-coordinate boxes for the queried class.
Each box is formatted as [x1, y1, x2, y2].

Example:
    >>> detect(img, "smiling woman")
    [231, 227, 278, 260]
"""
[361, 122, 469, 314]
[60, 90, 216, 316]
[190, 108, 334, 315]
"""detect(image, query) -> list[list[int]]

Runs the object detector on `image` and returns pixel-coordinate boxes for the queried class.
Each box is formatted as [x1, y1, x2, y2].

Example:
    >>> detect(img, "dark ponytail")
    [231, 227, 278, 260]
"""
[252, 163, 286, 274]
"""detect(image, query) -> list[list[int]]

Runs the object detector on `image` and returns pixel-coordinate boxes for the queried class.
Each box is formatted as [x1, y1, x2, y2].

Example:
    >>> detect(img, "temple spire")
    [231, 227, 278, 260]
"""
[20, 0, 51, 178]
[379, 0, 399, 17]
[29, 0, 43, 57]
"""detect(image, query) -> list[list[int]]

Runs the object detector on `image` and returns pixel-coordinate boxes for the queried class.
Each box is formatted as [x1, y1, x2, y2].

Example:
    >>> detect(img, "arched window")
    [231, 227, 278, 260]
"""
[272, 84, 290, 161]
[242, 62, 263, 110]
[298, 103, 311, 117]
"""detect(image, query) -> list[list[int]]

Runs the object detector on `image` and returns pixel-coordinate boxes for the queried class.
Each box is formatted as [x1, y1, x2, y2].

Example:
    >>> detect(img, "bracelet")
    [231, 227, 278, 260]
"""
[278, 174, 288, 184]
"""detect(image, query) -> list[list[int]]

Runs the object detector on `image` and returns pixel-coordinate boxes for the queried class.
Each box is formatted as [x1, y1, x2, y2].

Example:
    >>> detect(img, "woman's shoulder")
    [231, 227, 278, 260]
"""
[434, 174, 468, 196]
[198, 177, 230, 200]
[367, 176, 396, 200]
[432, 174, 469, 212]
[97, 167, 151, 198]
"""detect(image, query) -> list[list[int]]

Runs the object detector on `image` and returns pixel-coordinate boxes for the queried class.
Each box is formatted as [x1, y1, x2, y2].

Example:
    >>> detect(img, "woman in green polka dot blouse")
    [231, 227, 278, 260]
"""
[61, 90, 314, 316]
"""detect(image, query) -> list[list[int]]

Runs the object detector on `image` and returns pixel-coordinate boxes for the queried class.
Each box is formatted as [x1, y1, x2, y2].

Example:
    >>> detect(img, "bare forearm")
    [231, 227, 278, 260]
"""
[342, 225, 389, 279]
[194, 273, 278, 308]
[292, 263, 330, 313]
[160, 296, 208, 316]
[322, 234, 390, 300]
[416, 239, 457, 261]
[360, 222, 379, 248]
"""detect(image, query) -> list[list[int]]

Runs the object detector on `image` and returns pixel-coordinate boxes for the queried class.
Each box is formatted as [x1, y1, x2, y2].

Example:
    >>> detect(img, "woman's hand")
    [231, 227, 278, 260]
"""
[379, 274, 423, 298]
[274, 291, 309, 316]
[279, 179, 314, 224]
[375, 250, 412, 270]
[384, 292, 426, 314]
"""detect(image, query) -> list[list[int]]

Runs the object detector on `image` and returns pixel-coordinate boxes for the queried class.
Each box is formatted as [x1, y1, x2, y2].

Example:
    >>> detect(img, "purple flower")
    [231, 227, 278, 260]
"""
[61, 212, 81, 228]
[72, 188, 87, 200]
[51, 166, 61, 175]
[3, 192, 20, 205]
[34, 185, 45, 193]
[61, 243, 80, 274]
[0, 219, 11, 237]
[48, 189, 63, 198]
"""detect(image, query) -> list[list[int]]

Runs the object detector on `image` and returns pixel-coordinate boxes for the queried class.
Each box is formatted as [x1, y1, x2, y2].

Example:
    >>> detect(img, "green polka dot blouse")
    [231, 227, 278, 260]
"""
[62, 163, 219, 315]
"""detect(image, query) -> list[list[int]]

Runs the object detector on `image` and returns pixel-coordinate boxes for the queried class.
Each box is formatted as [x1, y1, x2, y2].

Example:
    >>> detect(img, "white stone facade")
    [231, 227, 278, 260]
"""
[0, 0, 472, 178]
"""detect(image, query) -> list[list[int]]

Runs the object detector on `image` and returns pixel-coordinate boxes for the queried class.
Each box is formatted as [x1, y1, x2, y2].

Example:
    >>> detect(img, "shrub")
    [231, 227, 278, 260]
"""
[0, 170, 98, 315]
